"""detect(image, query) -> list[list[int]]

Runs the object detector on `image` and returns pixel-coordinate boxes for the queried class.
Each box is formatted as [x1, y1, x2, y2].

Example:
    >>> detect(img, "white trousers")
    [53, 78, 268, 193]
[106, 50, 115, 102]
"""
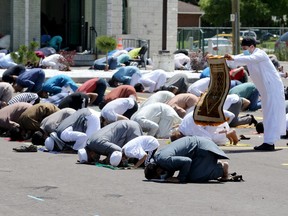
[60, 113, 101, 150]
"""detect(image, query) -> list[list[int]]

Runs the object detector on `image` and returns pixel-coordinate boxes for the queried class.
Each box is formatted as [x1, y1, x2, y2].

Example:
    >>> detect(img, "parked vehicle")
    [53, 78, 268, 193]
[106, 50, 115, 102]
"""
[240, 30, 257, 40]
[193, 37, 232, 55]
[261, 32, 279, 41]
[275, 32, 288, 50]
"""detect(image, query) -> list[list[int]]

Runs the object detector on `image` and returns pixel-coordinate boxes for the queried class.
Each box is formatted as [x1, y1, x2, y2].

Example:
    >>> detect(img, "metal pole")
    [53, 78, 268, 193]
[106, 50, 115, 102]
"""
[232, 0, 240, 54]
[162, 0, 167, 51]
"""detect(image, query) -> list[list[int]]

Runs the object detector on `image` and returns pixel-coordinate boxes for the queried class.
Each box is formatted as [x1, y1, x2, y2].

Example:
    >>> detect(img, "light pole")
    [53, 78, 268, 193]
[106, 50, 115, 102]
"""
[231, 0, 240, 54]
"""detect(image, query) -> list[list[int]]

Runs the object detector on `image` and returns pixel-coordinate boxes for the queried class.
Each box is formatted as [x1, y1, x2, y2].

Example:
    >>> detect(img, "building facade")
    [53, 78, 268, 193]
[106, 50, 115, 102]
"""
[0, 0, 178, 58]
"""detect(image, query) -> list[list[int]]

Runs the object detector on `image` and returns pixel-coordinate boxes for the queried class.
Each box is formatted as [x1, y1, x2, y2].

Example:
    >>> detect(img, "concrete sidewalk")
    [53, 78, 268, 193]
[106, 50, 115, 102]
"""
[1, 60, 287, 84]
[0, 67, 201, 83]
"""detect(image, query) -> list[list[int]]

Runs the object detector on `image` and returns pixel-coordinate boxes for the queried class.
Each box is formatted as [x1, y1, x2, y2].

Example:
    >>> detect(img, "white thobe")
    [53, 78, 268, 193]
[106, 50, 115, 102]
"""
[179, 111, 232, 145]
[42, 54, 67, 70]
[174, 53, 191, 69]
[131, 102, 182, 138]
[138, 70, 167, 93]
[228, 48, 286, 144]
[187, 77, 210, 97]
[140, 91, 175, 108]
[101, 98, 135, 122]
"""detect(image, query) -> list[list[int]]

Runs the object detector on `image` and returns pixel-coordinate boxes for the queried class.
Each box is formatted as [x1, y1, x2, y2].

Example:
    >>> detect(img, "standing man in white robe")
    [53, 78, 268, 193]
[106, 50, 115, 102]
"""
[225, 38, 286, 151]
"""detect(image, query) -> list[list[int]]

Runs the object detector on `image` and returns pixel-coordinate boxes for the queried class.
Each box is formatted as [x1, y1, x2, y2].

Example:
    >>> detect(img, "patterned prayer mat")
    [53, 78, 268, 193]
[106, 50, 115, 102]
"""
[193, 56, 230, 126]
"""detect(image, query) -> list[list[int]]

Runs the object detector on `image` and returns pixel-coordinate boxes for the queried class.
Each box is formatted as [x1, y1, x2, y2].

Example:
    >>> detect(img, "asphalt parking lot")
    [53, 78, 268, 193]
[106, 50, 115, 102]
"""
[1, 62, 288, 216]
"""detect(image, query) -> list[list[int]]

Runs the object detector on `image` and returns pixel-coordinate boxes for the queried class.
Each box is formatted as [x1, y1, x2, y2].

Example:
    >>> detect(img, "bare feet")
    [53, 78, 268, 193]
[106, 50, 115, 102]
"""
[220, 161, 229, 180]
[226, 129, 239, 145]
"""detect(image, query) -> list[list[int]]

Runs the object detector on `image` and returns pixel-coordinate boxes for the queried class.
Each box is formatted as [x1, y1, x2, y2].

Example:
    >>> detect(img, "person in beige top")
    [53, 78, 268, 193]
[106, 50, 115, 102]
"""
[0, 102, 32, 133]
[9, 103, 59, 141]
[166, 93, 199, 118]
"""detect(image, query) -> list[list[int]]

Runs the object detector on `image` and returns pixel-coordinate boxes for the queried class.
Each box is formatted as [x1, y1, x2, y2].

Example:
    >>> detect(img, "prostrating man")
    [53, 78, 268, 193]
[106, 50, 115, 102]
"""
[58, 92, 97, 110]
[41, 74, 79, 96]
[77, 120, 143, 166]
[9, 103, 59, 141]
[122, 135, 160, 169]
[134, 69, 167, 93]
[8, 92, 40, 105]
[108, 66, 142, 87]
[44, 108, 101, 152]
[131, 102, 182, 139]
[13, 68, 45, 93]
[166, 93, 199, 118]
[161, 73, 190, 94]
[31, 108, 76, 146]
[1, 65, 26, 84]
[144, 136, 229, 183]
[170, 110, 238, 146]
[76, 78, 108, 106]
[99, 85, 138, 109]
[101, 97, 138, 125]
[140, 90, 175, 108]
[0, 102, 32, 134]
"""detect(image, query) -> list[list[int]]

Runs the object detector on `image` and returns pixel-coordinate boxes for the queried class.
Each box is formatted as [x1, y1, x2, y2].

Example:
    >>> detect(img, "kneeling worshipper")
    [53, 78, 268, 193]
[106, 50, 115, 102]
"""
[44, 108, 101, 152]
[144, 136, 232, 183]
[77, 120, 143, 166]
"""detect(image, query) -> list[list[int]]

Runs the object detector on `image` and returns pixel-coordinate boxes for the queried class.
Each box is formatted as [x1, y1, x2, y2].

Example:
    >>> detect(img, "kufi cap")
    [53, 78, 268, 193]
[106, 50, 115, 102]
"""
[44, 137, 55, 151]
[109, 151, 122, 166]
[78, 148, 88, 163]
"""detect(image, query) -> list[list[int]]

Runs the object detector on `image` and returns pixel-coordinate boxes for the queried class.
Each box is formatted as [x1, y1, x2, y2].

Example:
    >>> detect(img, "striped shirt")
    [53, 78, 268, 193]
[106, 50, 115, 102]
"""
[8, 93, 39, 105]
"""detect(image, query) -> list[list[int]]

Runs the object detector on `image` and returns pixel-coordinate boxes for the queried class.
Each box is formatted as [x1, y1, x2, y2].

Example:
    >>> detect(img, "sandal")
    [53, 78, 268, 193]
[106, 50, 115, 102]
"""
[219, 172, 244, 182]
[239, 134, 251, 140]
[13, 145, 37, 152]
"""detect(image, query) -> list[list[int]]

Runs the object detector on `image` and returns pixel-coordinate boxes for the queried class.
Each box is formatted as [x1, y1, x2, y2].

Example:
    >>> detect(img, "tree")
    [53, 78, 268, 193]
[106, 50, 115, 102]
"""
[198, 0, 231, 27]
[96, 36, 117, 71]
[198, 0, 288, 27]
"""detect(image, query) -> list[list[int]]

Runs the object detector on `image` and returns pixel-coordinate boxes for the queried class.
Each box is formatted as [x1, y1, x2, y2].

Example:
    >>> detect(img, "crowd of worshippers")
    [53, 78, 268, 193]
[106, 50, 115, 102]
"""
[0, 51, 286, 183]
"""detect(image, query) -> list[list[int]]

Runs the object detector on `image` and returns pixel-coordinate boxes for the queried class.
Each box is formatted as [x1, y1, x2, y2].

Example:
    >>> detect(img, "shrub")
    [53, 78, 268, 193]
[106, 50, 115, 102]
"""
[96, 36, 117, 70]
[10, 41, 39, 67]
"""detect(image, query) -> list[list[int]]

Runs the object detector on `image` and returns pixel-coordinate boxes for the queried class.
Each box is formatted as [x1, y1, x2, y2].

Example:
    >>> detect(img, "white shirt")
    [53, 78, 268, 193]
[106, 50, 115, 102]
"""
[140, 91, 175, 108]
[122, 135, 159, 160]
[101, 97, 135, 122]
[223, 94, 240, 110]
[187, 77, 210, 97]
[131, 102, 182, 138]
[179, 111, 232, 145]
[174, 53, 190, 69]
[42, 54, 67, 70]
[138, 69, 167, 93]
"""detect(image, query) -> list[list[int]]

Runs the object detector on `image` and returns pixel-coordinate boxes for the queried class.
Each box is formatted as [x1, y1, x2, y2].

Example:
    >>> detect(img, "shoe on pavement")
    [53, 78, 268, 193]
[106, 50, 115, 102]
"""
[254, 143, 275, 151]
[249, 114, 258, 127]
[13, 145, 38, 152]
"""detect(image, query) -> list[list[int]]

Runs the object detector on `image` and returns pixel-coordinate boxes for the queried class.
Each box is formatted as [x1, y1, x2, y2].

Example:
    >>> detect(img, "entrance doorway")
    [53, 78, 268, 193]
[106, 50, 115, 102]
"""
[41, 0, 86, 50]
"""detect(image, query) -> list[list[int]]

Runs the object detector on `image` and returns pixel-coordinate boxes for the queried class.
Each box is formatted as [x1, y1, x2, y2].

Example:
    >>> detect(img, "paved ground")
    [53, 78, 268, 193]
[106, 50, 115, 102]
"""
[1, 94, 288, 216]
[1, 62, 288, 215]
